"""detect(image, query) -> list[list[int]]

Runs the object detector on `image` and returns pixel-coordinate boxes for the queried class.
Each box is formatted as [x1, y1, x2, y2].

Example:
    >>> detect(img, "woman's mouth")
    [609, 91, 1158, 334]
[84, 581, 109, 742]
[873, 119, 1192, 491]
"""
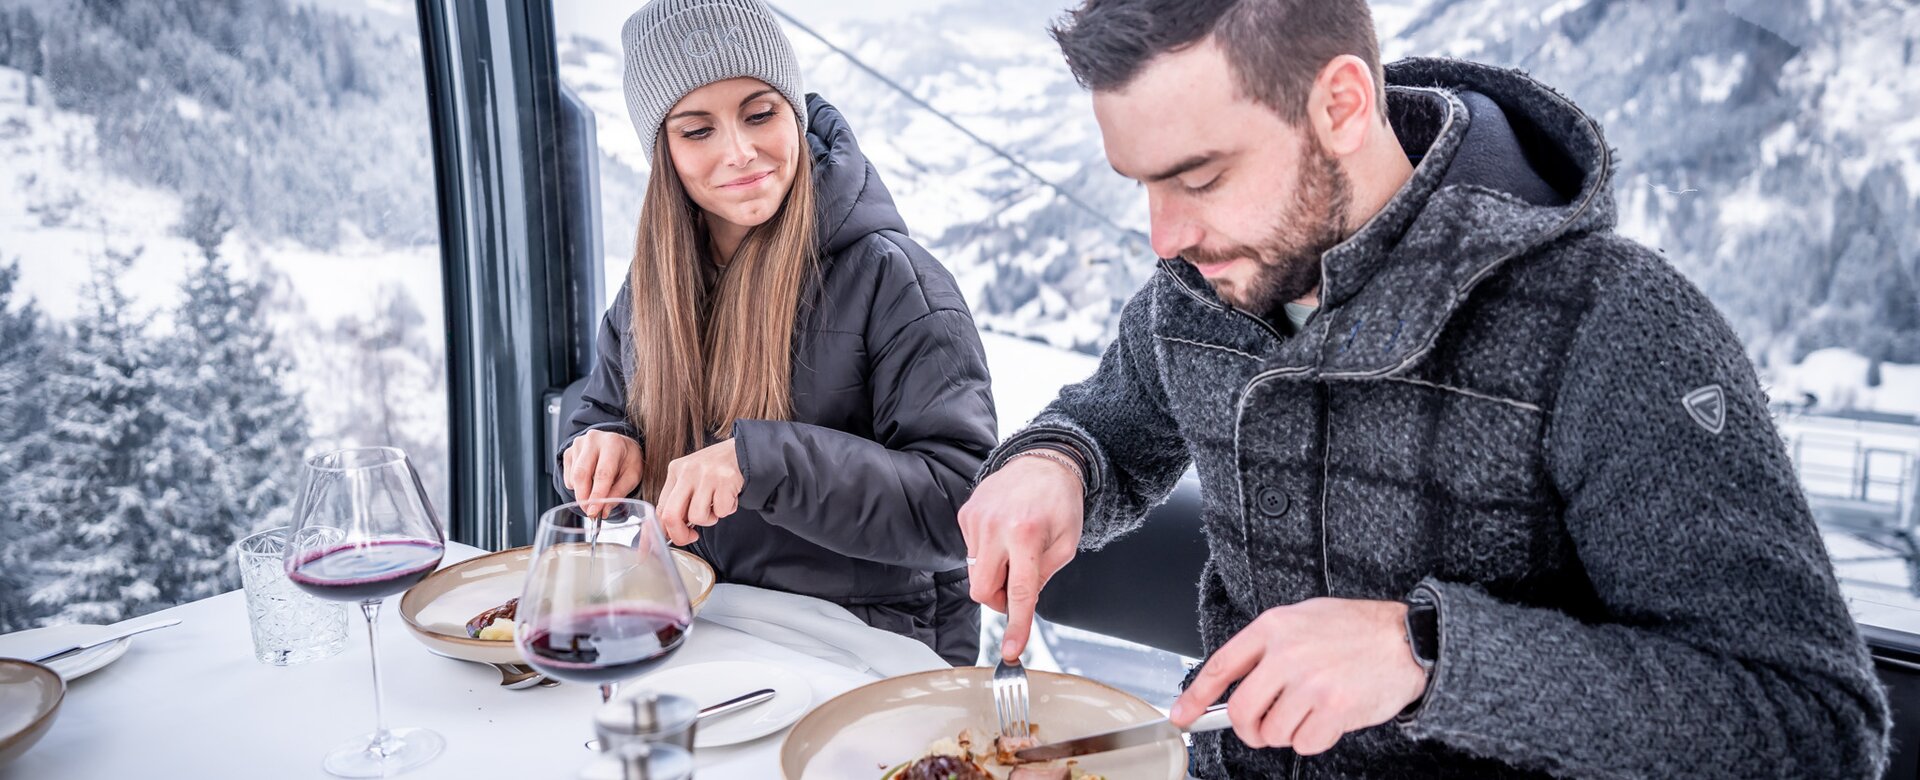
[719, 170, 773, 189]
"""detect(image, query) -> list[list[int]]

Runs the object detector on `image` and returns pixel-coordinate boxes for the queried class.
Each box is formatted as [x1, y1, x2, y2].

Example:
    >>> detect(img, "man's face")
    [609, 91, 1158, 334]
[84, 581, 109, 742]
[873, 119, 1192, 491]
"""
[1094, 39, 1352, 315]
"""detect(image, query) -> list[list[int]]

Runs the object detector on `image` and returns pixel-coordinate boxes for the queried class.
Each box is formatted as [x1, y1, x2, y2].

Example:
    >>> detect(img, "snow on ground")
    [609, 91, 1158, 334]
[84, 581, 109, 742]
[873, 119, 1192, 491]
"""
[1762, 348, 1920, 418]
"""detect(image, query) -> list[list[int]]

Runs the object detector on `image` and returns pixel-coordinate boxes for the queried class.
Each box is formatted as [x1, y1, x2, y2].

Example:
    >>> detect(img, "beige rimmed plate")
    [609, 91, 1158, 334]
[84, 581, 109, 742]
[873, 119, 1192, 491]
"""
[0, 659, 63, 767]
[780, 667, 1186, 780]
[398, 545, 714, 665]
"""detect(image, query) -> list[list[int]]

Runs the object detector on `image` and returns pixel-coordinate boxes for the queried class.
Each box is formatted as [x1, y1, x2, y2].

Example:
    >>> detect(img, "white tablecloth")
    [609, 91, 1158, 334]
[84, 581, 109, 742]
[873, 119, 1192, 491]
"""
[1, 543, 949, 779]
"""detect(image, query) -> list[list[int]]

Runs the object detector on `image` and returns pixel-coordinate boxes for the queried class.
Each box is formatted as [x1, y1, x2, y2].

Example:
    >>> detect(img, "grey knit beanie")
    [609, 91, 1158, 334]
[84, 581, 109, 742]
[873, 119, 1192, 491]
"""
[621, 0, 807, 163]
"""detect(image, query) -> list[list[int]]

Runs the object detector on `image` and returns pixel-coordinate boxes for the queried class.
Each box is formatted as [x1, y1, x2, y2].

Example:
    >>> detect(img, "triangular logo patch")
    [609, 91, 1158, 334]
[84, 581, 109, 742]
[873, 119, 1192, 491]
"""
[1683, 384, 1726, 434]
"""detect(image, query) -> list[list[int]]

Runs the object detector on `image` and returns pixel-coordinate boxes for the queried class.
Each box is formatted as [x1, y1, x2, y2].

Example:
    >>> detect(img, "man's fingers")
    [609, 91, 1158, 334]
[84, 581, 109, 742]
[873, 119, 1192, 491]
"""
[1000, 546, 1044, 662]
[1226, 661, 1288, 749]
[1290, 712, 1343, 756]
[1173, 626, 1265, 727]
[968, 540, 1010, 613]
[1258, 672, 1313, 750]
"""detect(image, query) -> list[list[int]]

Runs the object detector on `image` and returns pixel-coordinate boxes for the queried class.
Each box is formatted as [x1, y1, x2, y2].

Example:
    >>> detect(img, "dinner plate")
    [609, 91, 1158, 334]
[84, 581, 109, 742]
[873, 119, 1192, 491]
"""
[624, 660, 812, 747]
[780, 666, 1186, 779]
[398, 545, 715, 665]
[0, 624, 133, 680]
[0, 659, 63, 766]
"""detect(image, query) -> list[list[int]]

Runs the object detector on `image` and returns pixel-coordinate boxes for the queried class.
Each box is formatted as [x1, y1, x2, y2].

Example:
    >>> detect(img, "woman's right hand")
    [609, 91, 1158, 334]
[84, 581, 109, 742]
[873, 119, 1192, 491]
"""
[562, 430, 644, 509]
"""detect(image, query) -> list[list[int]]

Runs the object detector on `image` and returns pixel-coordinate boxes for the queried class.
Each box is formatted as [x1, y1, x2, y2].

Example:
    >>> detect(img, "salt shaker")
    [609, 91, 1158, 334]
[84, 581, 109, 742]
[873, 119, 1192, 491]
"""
[579, 742, 694, 780]
[595, 690, 700, 754]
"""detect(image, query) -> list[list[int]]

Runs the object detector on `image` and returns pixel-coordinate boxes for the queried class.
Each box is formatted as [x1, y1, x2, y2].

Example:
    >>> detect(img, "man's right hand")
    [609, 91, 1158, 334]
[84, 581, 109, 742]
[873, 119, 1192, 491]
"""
[958, 454, 1085, 662]
[562, 429, 644, 510]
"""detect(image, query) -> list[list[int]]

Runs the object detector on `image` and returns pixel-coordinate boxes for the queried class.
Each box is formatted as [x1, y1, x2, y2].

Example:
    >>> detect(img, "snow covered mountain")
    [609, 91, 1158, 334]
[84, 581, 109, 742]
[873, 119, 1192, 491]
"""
[562, 0, 1920, 411]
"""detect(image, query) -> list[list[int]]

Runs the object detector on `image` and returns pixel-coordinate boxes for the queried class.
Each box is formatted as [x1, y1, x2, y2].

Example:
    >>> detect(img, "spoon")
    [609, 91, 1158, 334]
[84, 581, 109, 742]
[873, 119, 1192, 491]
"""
[492, 662, 556, 689]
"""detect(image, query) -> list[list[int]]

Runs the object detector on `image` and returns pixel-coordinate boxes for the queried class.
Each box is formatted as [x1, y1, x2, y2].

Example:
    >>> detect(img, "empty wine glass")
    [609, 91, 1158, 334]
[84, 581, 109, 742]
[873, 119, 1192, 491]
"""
[284, 446, 446, 777]
[516, 498, 693, 709]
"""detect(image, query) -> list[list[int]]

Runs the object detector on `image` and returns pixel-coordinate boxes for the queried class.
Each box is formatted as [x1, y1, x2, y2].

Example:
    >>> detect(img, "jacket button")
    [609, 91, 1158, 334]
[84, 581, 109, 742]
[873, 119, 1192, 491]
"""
[1255, 486, 1290, 517]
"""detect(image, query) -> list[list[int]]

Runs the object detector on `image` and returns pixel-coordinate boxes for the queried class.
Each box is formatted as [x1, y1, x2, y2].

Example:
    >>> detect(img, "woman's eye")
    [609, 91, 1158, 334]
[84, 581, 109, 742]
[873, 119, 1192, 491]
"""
[681, 127, 712, 140]
[747, 110, 777, 124]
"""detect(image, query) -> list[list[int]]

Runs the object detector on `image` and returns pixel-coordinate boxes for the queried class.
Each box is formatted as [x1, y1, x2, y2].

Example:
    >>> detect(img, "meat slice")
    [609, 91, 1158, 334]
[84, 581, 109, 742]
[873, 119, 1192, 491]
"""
[900, 755, 991, 780]
[465, 598, 518, 638]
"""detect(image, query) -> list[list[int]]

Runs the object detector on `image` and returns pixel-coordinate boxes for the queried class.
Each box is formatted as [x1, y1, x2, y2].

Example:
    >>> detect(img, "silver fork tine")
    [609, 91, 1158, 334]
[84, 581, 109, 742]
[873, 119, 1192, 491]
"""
[1017, 672, 1030, 738]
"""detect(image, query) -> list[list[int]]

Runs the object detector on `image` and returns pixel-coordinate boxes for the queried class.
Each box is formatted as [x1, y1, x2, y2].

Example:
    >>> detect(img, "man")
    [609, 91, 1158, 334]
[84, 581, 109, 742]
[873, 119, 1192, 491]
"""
[959, 0, 1891, 777]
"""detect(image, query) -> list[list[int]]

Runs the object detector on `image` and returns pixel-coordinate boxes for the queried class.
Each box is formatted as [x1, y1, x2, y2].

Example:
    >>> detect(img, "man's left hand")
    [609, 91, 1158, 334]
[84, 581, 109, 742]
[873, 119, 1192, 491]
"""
[1170, 598, 1429, 755]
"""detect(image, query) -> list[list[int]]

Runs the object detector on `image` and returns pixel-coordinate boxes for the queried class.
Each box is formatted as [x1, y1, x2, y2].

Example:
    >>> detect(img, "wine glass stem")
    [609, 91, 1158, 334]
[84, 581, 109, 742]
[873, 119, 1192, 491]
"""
[600, 682, 618, 704]
[362, 600, 391, 754]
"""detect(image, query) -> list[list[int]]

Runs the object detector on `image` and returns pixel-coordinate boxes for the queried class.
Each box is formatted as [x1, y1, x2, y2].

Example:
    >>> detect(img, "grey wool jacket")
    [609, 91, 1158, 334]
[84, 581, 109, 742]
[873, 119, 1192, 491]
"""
[986, 58, 1890, 778]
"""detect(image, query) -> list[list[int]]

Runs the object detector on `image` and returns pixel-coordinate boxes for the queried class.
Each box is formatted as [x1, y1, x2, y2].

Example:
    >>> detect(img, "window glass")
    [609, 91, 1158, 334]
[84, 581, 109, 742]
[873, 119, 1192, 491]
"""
[0, 0, 447, 630]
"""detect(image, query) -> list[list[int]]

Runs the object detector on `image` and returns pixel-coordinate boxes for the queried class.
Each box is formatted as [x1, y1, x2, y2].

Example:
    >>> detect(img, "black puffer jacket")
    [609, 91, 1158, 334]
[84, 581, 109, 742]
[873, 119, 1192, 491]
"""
[558, 95, 997, 665]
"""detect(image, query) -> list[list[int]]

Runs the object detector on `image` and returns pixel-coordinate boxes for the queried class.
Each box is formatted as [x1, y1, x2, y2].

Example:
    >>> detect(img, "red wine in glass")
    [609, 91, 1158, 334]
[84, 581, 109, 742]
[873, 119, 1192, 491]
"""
[523, 606, 689, 684]
[288, 539, 446, 602]
[284, 446, 448, 777]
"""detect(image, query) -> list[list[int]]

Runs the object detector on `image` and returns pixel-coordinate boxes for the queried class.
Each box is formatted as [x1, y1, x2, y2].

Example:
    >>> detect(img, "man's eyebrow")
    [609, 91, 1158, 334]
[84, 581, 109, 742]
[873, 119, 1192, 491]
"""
[1120, 153, 1219, 184]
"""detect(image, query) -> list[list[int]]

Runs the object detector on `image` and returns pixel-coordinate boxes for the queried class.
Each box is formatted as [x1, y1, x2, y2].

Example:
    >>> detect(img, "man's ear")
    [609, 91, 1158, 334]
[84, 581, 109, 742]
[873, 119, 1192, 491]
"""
[1308, 54, 1378, 157]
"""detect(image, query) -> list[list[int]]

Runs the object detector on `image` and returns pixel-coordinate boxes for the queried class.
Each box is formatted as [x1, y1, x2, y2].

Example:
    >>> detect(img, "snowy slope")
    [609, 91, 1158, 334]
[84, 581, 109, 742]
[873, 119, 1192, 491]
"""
[0, 65, 451, 503]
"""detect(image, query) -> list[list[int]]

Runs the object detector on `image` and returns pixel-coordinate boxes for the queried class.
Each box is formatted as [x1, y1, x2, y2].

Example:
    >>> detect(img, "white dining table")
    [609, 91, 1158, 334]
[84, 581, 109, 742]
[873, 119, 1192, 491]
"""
[1, 543, 952, 779]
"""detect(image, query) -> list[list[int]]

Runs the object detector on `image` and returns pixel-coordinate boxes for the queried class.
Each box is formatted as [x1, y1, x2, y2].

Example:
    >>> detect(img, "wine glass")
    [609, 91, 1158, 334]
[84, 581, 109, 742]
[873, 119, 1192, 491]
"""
[516, 498, 694, 707]
[284, 446, 447, 777]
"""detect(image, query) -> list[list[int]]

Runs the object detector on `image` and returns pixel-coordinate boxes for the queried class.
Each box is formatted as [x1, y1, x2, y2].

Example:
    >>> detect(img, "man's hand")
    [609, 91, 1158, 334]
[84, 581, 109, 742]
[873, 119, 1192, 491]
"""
[656, 439, 744, 546]
[958, 454, 1085, 662]
[562, 430, 643, 512]
[1170, 598, 1429, 756]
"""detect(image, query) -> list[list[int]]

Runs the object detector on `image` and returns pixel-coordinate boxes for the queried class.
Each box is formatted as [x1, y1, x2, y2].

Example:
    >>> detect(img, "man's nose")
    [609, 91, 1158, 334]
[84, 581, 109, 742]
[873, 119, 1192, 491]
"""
[1148, 191, 1201, 260]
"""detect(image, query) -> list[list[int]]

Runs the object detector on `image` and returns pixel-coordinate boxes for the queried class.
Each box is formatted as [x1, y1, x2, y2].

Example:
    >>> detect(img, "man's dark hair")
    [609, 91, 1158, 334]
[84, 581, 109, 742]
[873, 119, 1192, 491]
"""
[1049, 0, 1384, 125]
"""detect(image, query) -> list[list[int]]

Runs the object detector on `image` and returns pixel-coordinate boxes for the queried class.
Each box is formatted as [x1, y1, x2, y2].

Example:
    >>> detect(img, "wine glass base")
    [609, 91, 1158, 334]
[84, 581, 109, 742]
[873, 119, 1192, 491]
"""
[322, 726, 445, 777]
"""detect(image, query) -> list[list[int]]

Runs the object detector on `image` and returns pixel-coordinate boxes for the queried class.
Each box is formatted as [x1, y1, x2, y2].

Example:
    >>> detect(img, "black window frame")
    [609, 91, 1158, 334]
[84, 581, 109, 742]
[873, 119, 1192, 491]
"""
[415, 0, 601, 550]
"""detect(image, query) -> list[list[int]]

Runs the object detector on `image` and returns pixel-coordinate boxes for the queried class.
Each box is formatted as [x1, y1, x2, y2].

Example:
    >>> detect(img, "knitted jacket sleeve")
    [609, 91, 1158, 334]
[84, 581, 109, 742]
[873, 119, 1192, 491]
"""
[1399, 247, 1891, 779]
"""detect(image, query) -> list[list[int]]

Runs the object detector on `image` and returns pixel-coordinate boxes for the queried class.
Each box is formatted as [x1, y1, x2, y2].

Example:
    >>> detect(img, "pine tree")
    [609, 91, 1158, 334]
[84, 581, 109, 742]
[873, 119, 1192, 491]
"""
[0, 259, 50, 631]
[22, 249, 177, 625]
[158, 202, 312, 601]
[330, 284, 449, 514]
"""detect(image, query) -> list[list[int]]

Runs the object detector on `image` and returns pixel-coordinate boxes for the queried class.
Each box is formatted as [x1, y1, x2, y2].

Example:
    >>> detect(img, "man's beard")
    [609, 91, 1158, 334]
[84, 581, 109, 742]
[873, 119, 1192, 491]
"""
[1186, 136, 1353, 318]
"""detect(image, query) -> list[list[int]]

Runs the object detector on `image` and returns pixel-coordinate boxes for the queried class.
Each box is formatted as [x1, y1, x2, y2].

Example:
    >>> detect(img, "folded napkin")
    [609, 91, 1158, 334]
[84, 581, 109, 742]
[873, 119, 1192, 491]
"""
[696, 584, 947, 678]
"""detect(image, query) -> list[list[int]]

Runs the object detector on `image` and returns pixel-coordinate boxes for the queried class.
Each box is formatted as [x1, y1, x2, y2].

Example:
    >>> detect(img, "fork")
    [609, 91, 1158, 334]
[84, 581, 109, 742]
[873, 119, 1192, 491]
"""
[992, 656, 1031, 740]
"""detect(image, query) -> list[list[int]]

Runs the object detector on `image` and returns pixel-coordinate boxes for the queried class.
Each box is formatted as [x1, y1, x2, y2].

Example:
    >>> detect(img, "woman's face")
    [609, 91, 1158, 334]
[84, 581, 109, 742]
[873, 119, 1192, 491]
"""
[662, 78, 801, 239]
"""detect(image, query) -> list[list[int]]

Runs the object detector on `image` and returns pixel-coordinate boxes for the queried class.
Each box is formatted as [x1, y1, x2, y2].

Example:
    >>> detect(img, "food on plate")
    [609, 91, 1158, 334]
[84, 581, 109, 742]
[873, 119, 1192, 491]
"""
[466, 598, 518, 639]
[897, 754, 992, 780]
[882, 728, 1106, 780]
[474, 618, 516, 641]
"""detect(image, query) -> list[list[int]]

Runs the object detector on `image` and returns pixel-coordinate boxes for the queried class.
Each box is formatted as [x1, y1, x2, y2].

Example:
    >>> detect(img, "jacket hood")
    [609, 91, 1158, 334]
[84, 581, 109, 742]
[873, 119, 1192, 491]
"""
[1159, 56, 1617, 378]
[806, 94, 910, 257]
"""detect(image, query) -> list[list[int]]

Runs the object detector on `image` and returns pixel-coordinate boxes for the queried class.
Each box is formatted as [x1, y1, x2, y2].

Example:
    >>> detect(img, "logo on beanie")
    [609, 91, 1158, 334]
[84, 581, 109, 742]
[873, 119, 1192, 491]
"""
[682, 24, 745, 59]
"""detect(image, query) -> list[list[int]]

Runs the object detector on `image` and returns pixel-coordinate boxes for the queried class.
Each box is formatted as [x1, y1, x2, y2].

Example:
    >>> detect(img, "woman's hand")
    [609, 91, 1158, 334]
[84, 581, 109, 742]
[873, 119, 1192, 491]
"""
[561, 430, 644, 511]
[656, 439, 745, 545]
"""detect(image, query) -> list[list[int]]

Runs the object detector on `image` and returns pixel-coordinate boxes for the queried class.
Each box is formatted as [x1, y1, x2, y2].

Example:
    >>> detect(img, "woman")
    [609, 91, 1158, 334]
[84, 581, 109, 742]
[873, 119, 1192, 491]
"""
[556, 0, 997, 665]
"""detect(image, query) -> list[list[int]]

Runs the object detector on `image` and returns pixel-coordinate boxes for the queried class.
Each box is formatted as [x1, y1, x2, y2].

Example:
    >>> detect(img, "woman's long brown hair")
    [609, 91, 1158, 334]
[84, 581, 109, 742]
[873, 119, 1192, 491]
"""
[625, 132, 817, 500]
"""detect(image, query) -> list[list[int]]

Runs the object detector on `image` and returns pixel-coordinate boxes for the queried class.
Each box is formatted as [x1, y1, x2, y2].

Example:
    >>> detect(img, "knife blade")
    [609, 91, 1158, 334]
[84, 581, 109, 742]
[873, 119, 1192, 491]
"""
[1013, 703, 1230, 763]
[31, 618, 182, 665]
